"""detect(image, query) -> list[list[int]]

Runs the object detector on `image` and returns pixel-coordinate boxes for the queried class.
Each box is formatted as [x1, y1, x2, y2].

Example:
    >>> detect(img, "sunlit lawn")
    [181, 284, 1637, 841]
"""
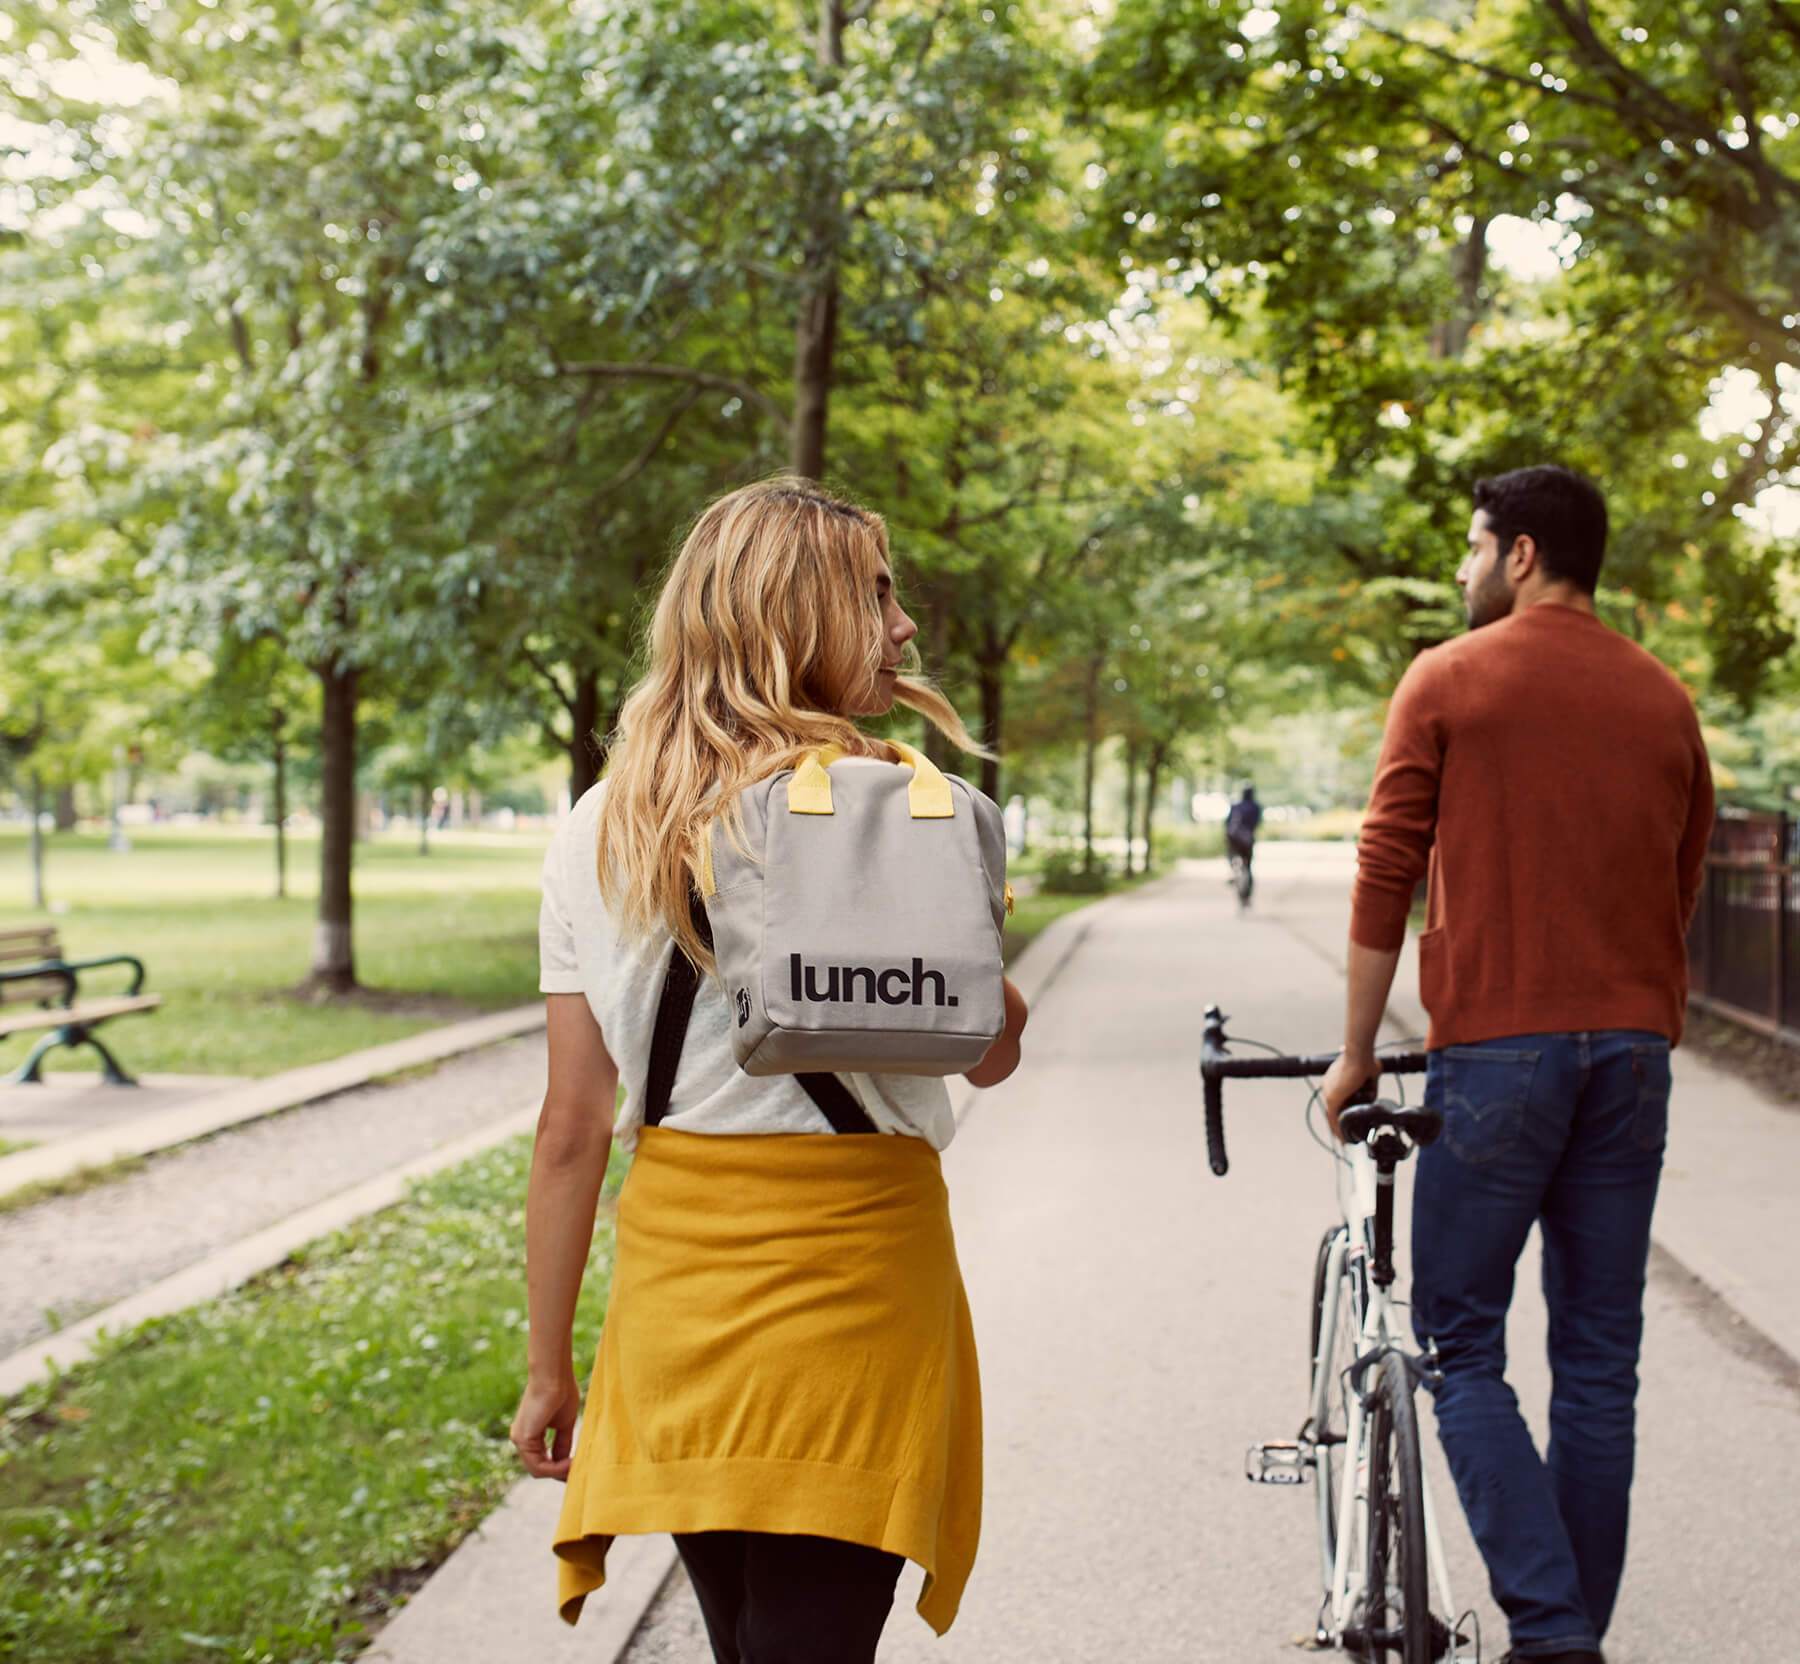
[0, 825, 548, 1079]
[1004, 890, 1104, 963]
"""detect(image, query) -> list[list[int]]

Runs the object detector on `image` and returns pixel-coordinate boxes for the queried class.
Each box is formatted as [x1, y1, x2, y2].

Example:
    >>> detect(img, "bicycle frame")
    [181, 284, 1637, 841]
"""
[1313, 1142, 1467, 1659]
[1199, 1005, 1473, 1659]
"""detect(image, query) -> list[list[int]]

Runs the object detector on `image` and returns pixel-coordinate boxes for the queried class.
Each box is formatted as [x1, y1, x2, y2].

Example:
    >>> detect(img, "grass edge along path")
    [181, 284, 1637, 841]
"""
[1003, 874, 1158, 965]
[0, 1133, 628, 1664]
[0, 1151, 151, 1221]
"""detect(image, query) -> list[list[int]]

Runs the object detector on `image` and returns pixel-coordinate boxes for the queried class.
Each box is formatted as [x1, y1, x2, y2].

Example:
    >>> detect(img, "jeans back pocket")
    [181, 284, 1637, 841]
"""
[1434, 1044, 1543, 1165]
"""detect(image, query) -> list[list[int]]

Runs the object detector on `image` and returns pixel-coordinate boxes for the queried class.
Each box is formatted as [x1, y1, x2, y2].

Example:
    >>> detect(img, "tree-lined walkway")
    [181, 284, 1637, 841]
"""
[619, 845, 1798, 1662]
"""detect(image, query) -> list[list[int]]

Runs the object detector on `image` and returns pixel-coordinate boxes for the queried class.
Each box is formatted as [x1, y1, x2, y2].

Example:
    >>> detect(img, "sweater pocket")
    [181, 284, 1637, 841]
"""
[1417, 927, 1446, 1018]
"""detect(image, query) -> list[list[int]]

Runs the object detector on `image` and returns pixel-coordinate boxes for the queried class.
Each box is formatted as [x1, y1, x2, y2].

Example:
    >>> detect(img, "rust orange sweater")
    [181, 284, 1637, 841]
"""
[1350, 604, 1714, 1050]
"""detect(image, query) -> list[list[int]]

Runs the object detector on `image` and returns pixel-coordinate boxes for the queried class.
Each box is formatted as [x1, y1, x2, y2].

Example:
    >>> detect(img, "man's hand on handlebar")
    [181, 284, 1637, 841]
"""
[1321, 1047, 1382, 1142]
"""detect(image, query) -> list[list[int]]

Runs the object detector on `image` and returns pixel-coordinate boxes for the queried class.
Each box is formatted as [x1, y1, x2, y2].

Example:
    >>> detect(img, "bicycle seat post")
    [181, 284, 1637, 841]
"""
[1367, 1130, 1409, 1290]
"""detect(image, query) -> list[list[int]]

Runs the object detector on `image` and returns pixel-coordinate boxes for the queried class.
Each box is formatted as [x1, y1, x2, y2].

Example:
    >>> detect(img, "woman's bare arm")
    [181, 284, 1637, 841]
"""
[965, 975, 1028, 1089]
[514, 993, 619, 1478]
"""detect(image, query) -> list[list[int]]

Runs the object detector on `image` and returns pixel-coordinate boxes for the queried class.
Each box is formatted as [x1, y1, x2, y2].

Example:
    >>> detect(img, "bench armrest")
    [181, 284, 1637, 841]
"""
[55, 954, 150, 997]
[0, 960, 78, 1005]
[0, 954, 148, 1001]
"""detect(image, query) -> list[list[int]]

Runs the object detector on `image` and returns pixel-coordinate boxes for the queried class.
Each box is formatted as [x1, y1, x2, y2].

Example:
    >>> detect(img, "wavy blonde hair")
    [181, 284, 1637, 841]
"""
[595, 475, 986, 968]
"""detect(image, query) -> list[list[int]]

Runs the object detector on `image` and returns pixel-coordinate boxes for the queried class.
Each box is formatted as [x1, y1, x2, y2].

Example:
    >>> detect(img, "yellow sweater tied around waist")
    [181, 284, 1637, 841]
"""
[552, 1125, 983, 1636]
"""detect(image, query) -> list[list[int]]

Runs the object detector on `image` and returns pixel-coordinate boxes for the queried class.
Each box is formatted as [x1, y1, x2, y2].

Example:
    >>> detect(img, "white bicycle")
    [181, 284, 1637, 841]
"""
[1200, 1006, 1478, 1663]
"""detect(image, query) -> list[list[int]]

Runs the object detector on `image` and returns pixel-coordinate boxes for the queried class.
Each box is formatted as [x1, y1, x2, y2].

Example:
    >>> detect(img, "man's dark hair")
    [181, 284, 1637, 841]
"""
[1471, 465, 1609, 594]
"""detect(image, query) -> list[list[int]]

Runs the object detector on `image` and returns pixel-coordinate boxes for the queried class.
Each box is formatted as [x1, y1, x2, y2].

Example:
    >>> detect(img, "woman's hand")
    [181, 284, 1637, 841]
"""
[511, 1371, 583, 1480]
[516, 995, 617, 1480]
[966, 976, 1028, 1089]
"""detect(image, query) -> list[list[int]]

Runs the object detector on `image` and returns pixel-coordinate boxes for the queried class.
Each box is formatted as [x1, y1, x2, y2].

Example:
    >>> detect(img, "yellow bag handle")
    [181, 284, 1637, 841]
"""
[786, 749, 839, 815]
[784, 741, 954, 819]
[888, 740, 955, 818]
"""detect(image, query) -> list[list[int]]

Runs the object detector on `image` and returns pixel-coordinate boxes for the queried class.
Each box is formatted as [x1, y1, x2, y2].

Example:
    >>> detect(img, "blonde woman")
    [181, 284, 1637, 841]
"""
[512, 476, 1028, 1664]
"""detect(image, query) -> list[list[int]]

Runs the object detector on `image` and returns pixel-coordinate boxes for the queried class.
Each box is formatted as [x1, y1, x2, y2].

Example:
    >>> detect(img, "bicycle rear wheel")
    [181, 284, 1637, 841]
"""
[1359, 1352, 1430, 1663]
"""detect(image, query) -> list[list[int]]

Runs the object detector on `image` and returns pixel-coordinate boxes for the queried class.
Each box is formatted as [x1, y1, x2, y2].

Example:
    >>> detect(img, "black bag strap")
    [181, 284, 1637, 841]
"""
[641, 893, 877, 1136]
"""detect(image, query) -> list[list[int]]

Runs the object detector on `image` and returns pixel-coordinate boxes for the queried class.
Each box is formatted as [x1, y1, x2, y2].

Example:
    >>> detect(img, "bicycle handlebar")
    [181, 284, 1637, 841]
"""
[1199, 1002, 1429, 1177]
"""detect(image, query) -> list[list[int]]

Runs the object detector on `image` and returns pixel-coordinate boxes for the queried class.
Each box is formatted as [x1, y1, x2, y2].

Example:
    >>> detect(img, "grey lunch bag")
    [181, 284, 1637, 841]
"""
[699, 741, 1011, 1078]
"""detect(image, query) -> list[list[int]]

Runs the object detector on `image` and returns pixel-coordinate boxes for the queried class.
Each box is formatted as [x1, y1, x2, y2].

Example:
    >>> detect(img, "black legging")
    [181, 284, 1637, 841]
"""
[674, 1531, 905, 1664]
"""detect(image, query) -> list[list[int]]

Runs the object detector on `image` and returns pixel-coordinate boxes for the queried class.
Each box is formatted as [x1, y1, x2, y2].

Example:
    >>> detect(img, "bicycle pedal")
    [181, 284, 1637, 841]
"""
[1246, 1439, 1313, 1485]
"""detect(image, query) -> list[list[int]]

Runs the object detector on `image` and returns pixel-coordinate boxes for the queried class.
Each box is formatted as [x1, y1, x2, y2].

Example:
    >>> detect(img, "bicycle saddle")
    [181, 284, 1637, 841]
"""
[1339, 1102, 1443, 1147]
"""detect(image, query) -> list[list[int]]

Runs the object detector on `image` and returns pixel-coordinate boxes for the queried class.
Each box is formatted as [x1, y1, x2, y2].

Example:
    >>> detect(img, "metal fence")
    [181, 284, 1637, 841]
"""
[1687, 808, 1800, 1044]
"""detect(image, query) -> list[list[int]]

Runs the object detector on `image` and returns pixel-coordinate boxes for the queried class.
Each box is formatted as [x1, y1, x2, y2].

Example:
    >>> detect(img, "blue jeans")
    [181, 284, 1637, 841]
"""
[1410, 1030, 1670, 1659]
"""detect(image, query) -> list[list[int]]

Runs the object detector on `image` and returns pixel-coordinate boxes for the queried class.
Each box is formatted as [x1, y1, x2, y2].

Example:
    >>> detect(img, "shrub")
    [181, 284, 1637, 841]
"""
[1039, 850, 1112, 894]
[1153, 824, 1226, 862]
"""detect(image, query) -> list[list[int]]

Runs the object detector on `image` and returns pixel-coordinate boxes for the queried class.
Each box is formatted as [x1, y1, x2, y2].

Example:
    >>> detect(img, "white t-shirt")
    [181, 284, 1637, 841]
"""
[537, 774, 957, 1153]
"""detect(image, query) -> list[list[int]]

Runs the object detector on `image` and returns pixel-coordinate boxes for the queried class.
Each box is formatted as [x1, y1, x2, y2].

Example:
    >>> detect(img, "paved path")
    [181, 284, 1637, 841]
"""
[615, 844, 1799, 1663]
[0, 1030, 547, 1356]
[0, 1004, 544, 1198]
[0, 1073, 251, 1150]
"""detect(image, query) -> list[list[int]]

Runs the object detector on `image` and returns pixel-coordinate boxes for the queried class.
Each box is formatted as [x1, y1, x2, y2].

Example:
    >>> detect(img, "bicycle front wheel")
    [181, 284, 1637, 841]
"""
[1360, 1352, 1430, 1663]
[1309, 1227, 1358, 1572]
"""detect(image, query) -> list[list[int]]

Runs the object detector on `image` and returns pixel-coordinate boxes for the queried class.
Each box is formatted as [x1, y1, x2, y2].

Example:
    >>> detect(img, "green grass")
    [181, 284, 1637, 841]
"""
[1004, 892, 1100, 963]
[0, 826, 548, 1078]
[0, 1135, 629, 1664]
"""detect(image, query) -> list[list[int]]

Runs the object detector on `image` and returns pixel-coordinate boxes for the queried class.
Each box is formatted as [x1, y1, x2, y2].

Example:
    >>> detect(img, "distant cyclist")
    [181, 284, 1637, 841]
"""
[1224, 785, 1262, 900]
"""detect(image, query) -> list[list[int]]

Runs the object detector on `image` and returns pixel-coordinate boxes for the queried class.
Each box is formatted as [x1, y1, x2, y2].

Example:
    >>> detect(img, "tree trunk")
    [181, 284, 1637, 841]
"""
[791, 0, 846, 480]
[921, 717, 957, 773]
[568, 669, 601, 802]
[1432, 216, 1490, 360]
[1143, 745, 1166, 876]
[29, 771, 46, 910]
[1123, 742, 1138, 877]
[792, 245, 839, 480]
[977, 659, 1003, 803]
[590, 679, 628, 789]
[52, 783, 77, 833]
[418, 783, 431, 856]
[309, 657, 358, 992]
[1081, 653, 1101, 874]
[272, 712, 288, 901]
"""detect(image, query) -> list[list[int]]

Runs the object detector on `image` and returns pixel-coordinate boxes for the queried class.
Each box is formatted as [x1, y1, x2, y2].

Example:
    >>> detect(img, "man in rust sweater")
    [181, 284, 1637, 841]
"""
[1322, 465, 1713, 1664]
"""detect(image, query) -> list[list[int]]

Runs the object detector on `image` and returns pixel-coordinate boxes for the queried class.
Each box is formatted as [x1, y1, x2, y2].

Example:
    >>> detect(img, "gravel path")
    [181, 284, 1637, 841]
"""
[0, 1031, 547, 1357]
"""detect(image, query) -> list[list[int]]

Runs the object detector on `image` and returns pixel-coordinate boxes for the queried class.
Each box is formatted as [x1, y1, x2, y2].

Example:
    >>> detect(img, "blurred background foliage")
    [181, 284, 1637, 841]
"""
[3, 0, 1795, 981]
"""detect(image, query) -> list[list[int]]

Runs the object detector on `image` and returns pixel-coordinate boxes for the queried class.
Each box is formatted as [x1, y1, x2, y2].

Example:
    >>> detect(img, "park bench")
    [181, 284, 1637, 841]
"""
[0, 925, 162, 1085]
